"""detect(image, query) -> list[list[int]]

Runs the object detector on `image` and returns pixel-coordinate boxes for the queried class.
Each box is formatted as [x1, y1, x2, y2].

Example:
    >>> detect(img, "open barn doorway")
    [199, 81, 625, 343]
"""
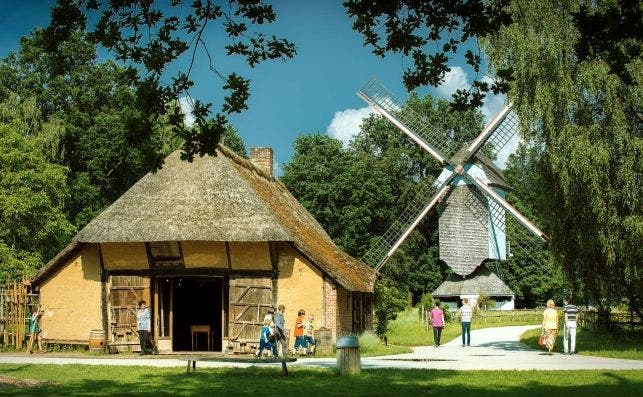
[170, 276, 223, 352]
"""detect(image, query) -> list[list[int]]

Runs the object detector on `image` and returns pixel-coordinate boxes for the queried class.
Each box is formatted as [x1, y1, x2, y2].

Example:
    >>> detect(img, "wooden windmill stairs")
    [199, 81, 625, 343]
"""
[357, 78, 549, 307]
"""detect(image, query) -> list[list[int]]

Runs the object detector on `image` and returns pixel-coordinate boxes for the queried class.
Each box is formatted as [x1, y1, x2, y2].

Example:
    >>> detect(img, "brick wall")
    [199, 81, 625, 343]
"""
[336, 286, 353, 337]
[323, 277, 338, 340]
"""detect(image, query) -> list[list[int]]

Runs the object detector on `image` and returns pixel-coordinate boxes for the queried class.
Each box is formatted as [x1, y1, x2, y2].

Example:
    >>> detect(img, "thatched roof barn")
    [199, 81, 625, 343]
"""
[33, 145, 375, 353]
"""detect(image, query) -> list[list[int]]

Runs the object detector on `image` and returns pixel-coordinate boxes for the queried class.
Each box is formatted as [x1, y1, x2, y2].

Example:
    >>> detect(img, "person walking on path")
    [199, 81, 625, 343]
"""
[459, 298, 473, 347]
[293, 309, 307, 355]
[429, 301, 445, 347]
[541, 299, 559, 355]
[137, 300, 152, 355]
[563, 298, 580, 355]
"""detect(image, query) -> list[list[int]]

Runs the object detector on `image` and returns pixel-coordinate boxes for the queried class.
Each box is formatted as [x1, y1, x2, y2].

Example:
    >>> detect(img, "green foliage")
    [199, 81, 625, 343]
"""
[484, 0, 642, 309]
[0, 123, 75, 280]
[344, 0, 513, 110]
[42, 0, 295, 161]
[476, 294, 496, 311]
[373, 280, 411, 337]
[417, 293, 434, 318]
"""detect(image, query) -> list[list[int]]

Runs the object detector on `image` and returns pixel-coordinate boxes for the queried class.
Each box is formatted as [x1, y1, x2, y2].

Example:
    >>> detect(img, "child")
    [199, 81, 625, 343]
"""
[26, 306, 44, 354]
[292, 309, 307, 355]
[302, 314, 317, 355]
[254, 317, 276, 358]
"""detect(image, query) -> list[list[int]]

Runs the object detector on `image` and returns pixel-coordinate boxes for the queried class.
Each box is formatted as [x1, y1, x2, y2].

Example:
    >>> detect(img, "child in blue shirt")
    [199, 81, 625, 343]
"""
[254, 318, 276, 358]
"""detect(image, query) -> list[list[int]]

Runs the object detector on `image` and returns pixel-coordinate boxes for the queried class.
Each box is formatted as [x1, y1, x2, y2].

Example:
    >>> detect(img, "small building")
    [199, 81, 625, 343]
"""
[32, 145, 375, 353]
[432, 264, 515, 310]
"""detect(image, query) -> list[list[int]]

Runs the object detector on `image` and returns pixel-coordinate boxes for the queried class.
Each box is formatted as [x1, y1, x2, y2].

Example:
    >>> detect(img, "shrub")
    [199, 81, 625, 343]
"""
[374, 280, 411, 337]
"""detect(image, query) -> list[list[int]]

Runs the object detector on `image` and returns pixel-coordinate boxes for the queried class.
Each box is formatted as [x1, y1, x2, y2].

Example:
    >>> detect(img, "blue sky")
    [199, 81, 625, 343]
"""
[0, 1, 508, 174]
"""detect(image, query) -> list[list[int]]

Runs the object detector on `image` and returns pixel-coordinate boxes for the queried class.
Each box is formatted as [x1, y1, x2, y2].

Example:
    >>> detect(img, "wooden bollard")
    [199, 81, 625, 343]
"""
[336, 335, 360, 375]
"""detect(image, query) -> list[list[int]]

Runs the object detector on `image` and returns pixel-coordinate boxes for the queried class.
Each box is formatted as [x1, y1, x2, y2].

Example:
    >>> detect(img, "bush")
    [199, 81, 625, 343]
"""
[358, 330, 381, 350]
[477, 294, 496, 312]
[374, 280, 411, 337]
[417, 292, 433, 319]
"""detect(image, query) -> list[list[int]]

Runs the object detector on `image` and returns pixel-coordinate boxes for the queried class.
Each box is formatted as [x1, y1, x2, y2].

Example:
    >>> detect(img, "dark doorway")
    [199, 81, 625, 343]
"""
[172, 276, 223, 351]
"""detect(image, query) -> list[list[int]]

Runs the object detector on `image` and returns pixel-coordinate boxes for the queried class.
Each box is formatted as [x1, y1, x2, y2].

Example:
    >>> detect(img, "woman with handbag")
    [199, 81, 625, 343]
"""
[541, 299, 559, 355]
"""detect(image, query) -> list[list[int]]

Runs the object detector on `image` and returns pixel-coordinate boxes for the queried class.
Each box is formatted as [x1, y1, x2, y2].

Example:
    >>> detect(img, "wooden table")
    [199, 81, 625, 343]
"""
[190, 325, 211, 351]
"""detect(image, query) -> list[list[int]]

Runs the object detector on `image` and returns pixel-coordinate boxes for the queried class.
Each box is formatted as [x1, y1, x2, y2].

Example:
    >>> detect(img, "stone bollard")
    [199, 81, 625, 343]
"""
[336, 335, 360, 375]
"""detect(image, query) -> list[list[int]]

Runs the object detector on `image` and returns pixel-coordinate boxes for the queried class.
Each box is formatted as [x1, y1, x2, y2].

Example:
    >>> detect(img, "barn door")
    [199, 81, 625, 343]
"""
[227, 276, 272, 353]
[109, 275, 150, 352]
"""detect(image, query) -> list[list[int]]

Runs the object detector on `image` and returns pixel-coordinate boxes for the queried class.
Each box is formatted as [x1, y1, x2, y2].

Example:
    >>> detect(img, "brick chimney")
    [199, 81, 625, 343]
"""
[250, 147, 274, 177]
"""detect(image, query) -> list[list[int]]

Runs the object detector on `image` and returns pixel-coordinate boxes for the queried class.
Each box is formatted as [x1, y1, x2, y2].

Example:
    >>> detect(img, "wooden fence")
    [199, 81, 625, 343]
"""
[579, 310, 642, 332]
[0, 278, 38, 349]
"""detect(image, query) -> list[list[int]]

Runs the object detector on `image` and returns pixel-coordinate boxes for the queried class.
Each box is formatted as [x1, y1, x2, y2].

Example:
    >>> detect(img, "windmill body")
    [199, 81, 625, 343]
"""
[357, 79, 549, 310]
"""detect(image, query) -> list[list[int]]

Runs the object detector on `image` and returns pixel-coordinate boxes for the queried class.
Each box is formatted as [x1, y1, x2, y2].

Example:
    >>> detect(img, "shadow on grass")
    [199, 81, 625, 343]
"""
[1, 365, 642, 397]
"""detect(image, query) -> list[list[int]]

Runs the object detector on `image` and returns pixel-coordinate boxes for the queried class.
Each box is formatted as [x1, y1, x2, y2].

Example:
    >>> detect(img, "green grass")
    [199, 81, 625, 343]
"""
[388, 308, 541, 346]
[0, 364, 641, 396]
[521, 327, 643, 360]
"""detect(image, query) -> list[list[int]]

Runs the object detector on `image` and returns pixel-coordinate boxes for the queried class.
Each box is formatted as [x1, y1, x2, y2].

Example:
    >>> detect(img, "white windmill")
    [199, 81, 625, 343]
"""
[357, 79, 549, 309]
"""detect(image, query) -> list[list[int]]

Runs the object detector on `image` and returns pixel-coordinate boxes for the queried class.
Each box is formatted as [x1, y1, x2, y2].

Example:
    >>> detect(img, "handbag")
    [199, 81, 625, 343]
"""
[538, 334, 546, 346]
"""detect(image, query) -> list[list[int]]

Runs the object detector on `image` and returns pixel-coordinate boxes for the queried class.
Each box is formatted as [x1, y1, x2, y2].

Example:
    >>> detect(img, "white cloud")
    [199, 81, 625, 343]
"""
[178, 96, 196, 127]
[326, 106, 375, 146]
[435, 66, 470, 97]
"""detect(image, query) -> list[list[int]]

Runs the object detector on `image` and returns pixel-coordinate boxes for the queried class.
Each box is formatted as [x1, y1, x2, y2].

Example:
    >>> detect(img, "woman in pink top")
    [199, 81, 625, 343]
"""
[429, 301, 445, 347]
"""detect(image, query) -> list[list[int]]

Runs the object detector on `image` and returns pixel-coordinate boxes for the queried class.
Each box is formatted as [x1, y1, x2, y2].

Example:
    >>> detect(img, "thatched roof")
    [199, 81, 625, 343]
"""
[33, 146, 375, 292]
[432, 264, 514, 297]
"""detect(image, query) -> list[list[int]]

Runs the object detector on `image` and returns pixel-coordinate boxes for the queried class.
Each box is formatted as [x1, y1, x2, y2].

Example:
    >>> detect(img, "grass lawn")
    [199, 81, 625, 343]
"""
[0, 364, 641, 396]
[521, 328, 643, 360]
[387, 308, 541, 346]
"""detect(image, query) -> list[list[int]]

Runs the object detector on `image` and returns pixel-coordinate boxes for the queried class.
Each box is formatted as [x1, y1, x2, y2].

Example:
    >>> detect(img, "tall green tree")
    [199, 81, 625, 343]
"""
[43, 0, 295, 162]
[483, 0, 642, 310]
[0, 122, 75, 280]
[0, 31, 181, 226]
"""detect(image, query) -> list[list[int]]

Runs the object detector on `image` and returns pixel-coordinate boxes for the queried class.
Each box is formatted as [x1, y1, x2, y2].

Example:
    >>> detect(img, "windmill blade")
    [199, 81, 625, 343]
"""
[357, 79, 452, 165]
[505, 216, 550, 266]
[461, 186, 550, 267]
[467, 176, 548, 242]
[463, 104, 518, 162]
[361, 176, 454, 272]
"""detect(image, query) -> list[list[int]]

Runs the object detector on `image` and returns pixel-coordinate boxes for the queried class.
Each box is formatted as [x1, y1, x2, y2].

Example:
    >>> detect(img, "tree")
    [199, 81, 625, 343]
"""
[483, 0, 642, 310]
[0, 31, 182, 226]
[43, 0, 295, 162]
[344, 0, 513, 110]
[0, 122, 75, 280]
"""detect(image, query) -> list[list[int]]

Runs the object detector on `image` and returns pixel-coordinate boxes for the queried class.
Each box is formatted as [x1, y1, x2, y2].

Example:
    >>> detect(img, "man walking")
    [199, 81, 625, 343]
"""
[137, 300, 152, 355]
[459, 298, 473, 347]
[563, 298, 580, 354]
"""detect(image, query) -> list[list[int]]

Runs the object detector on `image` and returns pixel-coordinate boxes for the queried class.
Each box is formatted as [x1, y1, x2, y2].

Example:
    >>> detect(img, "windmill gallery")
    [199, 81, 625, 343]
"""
[25, 79, 547, 353]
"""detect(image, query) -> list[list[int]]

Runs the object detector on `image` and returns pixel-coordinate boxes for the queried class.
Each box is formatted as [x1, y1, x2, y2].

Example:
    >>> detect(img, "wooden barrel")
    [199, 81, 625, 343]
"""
[336, 335, 360, 375]
[88, 329, 106, 351]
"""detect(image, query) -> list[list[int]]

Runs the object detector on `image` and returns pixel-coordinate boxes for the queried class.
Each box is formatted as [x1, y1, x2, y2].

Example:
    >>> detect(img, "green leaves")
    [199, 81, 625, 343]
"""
[45, 0, 295, 161]
[344, 0, 513, 110]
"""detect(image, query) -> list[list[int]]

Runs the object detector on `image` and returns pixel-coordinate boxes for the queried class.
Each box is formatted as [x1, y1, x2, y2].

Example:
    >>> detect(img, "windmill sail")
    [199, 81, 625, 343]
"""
[358, 79, 456, 164]
[361, 177, 452, 271]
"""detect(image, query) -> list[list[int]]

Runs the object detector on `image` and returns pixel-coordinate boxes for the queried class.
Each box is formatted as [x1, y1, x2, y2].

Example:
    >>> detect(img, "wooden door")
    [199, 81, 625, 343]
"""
[227, 276, 272, 353]
[109, 275, 150, 352]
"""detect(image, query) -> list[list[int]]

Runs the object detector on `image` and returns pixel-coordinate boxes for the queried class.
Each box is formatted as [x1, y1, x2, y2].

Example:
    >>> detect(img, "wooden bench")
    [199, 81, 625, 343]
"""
[181, 355, 297, 376]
